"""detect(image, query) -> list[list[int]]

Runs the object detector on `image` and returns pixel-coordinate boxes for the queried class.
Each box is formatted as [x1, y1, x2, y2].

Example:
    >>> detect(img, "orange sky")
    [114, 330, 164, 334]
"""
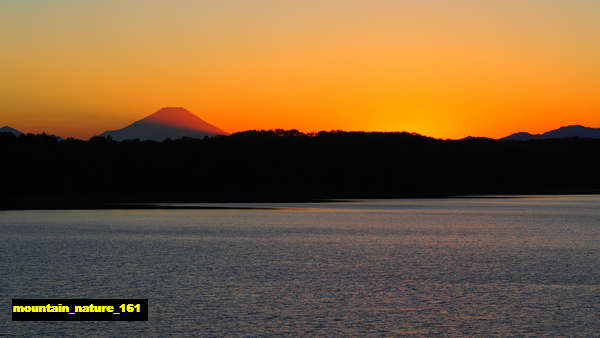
[1, 0, 599, 139]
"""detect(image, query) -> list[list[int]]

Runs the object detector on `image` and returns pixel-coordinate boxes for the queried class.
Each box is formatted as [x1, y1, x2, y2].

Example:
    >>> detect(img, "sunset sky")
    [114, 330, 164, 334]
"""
[1, 0, 599, 139]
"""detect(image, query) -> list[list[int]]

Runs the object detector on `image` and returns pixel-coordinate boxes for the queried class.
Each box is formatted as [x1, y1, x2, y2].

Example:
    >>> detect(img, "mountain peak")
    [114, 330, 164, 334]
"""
[502, 125, 600, 140]
[556, 125, 586, 130]
[100, 107, 228, 141]
[0, 126, 23, 136]
[140, 107, 225, 132]
[145, 107, 196, 122]
[152, 107, 189, 115]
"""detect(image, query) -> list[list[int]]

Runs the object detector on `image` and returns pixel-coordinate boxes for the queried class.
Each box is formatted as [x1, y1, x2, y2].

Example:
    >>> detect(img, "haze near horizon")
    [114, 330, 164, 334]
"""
[1, 0, 599, 139]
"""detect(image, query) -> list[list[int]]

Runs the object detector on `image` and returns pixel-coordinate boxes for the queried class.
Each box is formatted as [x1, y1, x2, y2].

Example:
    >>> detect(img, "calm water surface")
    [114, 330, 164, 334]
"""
[2, 196, 600, 336]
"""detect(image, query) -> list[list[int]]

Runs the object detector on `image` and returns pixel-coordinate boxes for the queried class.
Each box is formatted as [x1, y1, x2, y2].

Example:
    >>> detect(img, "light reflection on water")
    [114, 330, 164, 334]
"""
[1, 196, 599, 336]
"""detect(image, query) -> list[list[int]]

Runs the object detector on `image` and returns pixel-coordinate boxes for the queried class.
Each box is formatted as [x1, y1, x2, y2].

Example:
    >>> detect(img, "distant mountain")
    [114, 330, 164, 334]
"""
[0, 126, 65, 140]
[100, 107, 228, 141]
[501, 132, 535, 141]
[502, 125, 600, 141]
[0, 126, 22, 136]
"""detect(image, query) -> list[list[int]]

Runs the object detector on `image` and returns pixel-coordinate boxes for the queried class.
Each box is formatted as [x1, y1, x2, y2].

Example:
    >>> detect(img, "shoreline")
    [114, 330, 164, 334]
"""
[2, 193, 598, 211]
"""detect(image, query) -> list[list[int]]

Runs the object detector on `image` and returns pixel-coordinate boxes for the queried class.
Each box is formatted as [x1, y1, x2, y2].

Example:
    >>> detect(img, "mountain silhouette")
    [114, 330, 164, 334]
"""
[502, 125, 600, 140]
[0, 126, 22, 136]
[100, 107, 228, 141]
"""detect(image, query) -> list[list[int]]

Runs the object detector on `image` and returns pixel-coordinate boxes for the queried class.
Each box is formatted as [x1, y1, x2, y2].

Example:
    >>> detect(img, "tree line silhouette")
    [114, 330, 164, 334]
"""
[2, 130, 599, 208]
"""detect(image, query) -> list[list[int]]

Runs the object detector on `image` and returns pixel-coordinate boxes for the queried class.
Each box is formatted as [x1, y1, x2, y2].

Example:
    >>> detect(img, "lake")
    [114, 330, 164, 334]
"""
[2, 196, 599, 336]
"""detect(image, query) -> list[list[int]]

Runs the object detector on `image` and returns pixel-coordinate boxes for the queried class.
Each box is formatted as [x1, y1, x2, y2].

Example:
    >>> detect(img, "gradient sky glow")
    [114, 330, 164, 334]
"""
[1, 0, 599, 139]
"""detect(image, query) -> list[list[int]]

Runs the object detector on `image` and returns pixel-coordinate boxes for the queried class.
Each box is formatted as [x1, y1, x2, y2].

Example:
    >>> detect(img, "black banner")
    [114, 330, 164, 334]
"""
[12, 299, 148, 321]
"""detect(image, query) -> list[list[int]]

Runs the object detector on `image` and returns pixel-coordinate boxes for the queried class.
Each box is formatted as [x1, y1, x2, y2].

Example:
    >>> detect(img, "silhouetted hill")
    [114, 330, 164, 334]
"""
[100, 107, 228, 141]
[502, 132, 534, 141]
[458, 136, 495, 142]
[502, 125, 600, 140]
[1, 126, 65, 140]
[1, 130, 599, 209]
[0, 126, 22, 136]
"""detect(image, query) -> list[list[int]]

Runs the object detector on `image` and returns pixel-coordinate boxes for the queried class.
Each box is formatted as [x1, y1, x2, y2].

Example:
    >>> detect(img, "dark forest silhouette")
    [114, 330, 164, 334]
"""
[2, 129, 599, 209]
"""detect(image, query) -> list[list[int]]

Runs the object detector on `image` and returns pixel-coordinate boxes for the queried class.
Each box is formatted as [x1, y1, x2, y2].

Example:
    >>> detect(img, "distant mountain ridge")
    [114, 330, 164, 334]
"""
[501, 125, 600, 140]
[0, 126, 23, 136]
[100, 107, 228, 141]
[0, 126, 64, 140]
